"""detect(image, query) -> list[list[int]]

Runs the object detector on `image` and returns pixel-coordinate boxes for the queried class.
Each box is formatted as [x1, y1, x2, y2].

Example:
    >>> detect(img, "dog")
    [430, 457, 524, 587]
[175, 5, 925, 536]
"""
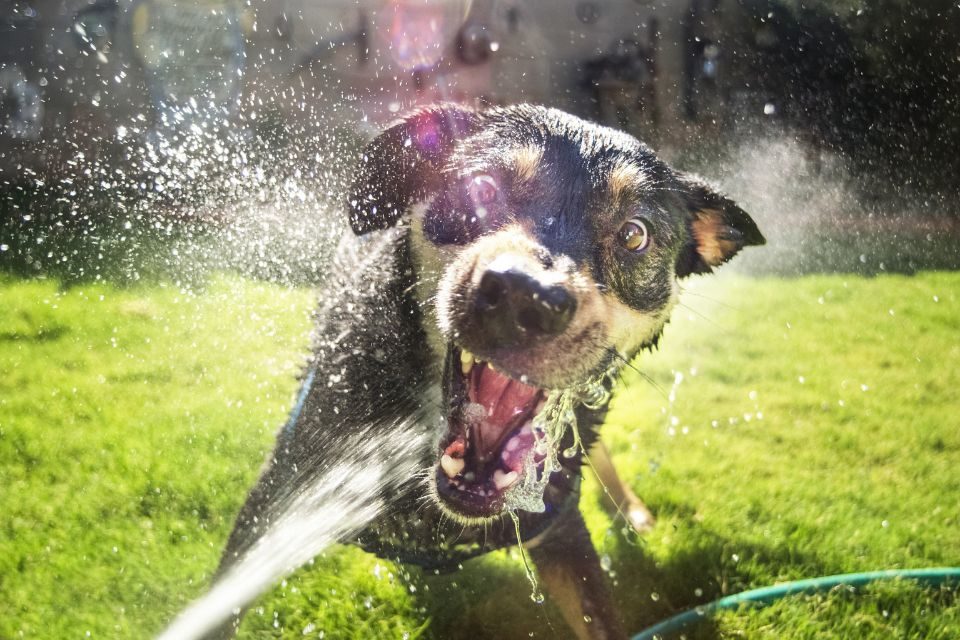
[218, 103, 764, 639]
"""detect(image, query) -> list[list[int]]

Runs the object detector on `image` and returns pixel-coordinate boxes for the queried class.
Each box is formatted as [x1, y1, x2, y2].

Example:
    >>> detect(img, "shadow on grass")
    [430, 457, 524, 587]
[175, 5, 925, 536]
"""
[410, 500, 835, 640]
[613, 513, 837, 640]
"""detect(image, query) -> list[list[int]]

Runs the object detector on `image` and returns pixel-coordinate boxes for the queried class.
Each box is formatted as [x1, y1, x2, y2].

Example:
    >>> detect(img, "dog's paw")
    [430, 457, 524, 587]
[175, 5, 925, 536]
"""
[623, 498, 656, 535]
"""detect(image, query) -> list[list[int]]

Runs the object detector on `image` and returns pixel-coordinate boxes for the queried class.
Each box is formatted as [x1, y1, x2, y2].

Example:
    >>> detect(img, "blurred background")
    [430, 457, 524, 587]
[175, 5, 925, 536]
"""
[2, 0, 959, 282]
[2, 2, 959, 639]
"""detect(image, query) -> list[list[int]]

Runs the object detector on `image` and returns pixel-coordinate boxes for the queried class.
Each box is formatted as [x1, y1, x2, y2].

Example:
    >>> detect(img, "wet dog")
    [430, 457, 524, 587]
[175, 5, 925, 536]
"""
[220, 104, 764, 639]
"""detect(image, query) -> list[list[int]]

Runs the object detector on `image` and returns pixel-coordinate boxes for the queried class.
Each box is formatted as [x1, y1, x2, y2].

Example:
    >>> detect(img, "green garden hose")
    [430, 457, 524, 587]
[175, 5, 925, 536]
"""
[631, 567, 960, 640]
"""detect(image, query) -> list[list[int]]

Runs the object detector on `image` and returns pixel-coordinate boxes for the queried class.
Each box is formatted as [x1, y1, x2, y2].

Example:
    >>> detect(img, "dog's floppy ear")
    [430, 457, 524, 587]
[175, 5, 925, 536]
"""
[348, 104, 479, 235]
[675, 173, 765, 277]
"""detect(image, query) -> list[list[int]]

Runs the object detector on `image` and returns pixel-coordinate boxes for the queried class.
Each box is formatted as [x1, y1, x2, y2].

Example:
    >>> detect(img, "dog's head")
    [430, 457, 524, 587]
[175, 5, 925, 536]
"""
[349, 104, 763, 523]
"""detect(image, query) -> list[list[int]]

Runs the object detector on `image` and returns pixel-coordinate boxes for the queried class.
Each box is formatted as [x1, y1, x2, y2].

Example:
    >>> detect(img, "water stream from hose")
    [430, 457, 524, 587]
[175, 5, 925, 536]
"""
[157, 419, 429, 640]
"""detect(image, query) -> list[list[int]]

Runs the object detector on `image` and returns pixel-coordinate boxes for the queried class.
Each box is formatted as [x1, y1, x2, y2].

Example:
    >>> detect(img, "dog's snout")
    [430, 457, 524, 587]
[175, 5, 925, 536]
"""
[476, 270, 508, 310]
[475, 268, 576, 343]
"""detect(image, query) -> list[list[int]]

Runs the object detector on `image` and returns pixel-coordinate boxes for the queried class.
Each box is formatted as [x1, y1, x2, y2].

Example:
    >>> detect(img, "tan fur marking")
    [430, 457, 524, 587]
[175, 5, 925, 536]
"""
[601, 284, 676, 357]
[532, 563, 596, 640]
[608, 162, 648, 208]
[691, 209, 738, 266]
[511, 145, 543, 183]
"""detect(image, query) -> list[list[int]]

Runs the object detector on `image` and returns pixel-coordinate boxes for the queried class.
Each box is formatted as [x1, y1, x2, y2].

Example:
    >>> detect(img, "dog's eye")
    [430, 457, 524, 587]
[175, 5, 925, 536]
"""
[468, 174, 499, 206]
[617, 218, 651, 253]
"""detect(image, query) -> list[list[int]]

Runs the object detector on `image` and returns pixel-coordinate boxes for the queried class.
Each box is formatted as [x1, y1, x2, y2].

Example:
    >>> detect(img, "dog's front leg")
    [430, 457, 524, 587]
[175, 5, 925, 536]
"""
[527, 508, 626, 640]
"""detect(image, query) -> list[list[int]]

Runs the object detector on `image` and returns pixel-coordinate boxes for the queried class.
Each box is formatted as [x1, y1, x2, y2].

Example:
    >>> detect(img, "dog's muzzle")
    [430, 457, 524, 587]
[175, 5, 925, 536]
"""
[472, 262, 576, 349]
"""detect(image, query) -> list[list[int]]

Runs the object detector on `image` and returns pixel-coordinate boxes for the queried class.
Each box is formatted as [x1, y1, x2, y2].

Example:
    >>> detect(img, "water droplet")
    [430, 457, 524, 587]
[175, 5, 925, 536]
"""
[600, 554, 612, 571]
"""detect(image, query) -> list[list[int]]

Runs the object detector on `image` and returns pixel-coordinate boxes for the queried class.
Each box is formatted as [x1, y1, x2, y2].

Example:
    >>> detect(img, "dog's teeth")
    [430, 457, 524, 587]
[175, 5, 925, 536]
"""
[460, 349, 474, 375]
[493, 469, 519, 490]
[440, 454, 465, 478]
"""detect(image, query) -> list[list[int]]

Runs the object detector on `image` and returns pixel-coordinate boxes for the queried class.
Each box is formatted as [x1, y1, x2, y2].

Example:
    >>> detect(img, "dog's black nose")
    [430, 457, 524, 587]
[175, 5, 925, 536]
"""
[475, 267, 576, 343]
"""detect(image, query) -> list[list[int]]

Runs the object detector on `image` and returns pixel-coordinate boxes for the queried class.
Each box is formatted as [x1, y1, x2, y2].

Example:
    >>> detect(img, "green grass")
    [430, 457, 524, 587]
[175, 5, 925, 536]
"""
[1, 272, 958, 639]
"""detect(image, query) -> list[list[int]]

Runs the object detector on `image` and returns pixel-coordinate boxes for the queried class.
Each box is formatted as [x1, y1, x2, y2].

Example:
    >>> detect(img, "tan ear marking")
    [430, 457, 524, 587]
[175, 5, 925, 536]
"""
[691, 209, 740, 267]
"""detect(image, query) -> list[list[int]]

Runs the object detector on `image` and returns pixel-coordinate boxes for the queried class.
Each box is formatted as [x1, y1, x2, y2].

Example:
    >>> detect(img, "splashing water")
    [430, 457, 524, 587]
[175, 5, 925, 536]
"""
[503, 362, 618, 515]
[157, 418, 429, 640]
[2, 88, 366, 289]
[500, 363, 619, 599]
[509, 511, 544, 604]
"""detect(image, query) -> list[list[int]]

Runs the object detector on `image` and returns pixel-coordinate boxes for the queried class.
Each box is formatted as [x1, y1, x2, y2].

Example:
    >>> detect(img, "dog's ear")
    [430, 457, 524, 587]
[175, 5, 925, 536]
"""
[675, 173, 765, 277]
[348, 104, 479, 235]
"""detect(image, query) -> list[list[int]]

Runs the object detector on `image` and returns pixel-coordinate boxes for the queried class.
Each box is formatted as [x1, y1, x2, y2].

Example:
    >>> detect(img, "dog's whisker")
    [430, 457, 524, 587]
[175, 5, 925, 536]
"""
[675, 301, 729, 330]
[446, 520, 468, 547]
[606, 347, 667, 400]
[676, 286, 742, 311]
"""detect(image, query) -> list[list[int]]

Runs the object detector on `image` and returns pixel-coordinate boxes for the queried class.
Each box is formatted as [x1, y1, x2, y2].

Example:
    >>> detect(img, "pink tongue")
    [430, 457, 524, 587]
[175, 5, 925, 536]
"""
[469, 365, 539, 459]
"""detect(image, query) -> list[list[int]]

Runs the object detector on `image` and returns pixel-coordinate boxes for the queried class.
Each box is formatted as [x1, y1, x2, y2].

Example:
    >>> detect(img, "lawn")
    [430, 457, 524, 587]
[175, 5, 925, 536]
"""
[1, 271, 957, 639]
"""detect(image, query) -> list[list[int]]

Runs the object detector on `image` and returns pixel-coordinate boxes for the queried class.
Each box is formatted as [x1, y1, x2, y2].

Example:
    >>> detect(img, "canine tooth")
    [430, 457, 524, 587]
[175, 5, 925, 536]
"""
[460, 349, 474, 375]
[440, 454, 465, 478]
[493, 469, 519, 490]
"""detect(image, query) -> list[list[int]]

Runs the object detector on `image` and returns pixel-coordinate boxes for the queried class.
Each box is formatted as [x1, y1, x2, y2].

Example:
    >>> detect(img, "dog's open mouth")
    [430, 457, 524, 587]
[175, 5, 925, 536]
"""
[434, 345, 553, 519]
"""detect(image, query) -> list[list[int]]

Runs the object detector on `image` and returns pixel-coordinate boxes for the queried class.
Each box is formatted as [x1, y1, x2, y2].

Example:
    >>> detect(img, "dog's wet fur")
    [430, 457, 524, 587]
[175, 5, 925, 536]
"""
[219, 104, 764, 639]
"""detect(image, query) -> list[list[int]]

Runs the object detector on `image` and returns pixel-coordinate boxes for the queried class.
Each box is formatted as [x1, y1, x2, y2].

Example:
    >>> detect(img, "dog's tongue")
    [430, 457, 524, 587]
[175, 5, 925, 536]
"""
[468, 364, 540, 461]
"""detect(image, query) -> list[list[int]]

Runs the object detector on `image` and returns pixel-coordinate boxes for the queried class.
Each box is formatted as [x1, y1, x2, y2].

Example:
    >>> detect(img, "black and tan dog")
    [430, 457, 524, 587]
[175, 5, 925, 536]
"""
[220, 104, 763, 639]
